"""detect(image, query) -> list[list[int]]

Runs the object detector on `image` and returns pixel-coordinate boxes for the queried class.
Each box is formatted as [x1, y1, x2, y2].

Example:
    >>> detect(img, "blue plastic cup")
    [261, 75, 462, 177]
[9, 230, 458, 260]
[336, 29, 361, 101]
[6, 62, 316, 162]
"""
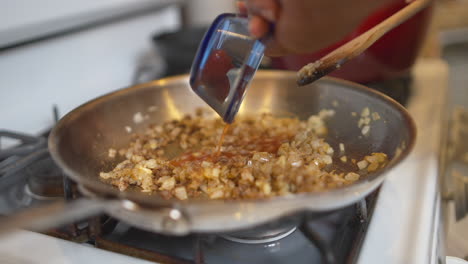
[190, 13, 266, 123]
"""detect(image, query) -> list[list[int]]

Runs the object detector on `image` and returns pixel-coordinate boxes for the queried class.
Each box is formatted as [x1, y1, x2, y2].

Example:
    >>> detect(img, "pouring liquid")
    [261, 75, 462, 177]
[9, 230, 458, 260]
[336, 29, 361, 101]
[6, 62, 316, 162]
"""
[215, 124, 230, 157]
[199, 49, 233, 156]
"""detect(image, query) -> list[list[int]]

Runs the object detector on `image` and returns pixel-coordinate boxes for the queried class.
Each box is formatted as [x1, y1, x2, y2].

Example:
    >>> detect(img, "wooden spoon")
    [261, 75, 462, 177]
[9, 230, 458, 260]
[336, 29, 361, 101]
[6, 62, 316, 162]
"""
[297, 0, 431, 86]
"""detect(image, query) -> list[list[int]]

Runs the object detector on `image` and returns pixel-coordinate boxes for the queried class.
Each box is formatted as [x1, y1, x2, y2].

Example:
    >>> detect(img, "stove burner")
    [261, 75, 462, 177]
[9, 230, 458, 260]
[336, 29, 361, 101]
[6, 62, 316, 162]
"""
[24, 183, 61, 201]
[203, 226, 321, 264]
[0, 130, 64, 210]
[24, 155, 64, 198]
[221, 226, 297, 244]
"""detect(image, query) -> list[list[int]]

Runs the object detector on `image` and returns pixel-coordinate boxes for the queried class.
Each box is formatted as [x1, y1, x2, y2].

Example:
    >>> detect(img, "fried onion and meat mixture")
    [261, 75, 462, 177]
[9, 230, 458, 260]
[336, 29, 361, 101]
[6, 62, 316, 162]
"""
[100, 109, 388, 200]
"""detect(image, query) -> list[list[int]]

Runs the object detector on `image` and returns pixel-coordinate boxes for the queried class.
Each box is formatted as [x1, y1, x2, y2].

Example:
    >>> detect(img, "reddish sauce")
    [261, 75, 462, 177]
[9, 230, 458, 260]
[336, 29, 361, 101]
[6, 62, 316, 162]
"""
[230, 135, 290, 154]
[169, 151, 237, 167]
[169, 132, 291, 168]
[247, 136, 290, 153]
[200, 49, 234, 101]
[170, 124, 231, 167]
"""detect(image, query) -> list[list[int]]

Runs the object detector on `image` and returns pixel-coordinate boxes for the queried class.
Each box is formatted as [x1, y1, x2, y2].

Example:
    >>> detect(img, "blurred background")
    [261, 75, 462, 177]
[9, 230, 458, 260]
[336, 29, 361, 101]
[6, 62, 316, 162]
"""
[1, 0, 468, 260]
[2, 0, 468, 127]
[2, 0, 467, 129]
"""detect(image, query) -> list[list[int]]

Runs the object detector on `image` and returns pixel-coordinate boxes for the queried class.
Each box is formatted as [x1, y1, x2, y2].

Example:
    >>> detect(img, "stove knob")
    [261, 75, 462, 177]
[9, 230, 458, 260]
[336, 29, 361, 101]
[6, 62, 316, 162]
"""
[161, 208, 190, 235]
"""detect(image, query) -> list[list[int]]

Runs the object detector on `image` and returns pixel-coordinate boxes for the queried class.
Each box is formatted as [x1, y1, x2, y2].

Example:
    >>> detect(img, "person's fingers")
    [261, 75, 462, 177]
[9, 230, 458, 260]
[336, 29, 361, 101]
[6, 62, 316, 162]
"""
[248, 16, 288, 56]
[245, 0, 280, 22]
[237, 0, 294, 57]
[236, 1, 248, 15]
[243, 0, 284, 55]
[249, 15, 270, 39]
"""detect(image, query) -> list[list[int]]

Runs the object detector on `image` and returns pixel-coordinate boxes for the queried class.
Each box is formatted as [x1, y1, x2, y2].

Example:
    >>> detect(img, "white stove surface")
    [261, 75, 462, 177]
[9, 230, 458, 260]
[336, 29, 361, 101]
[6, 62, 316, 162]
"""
[358, 59, 448, 264]
[0, 11, 448, 261]
[0, 230, 153, 264]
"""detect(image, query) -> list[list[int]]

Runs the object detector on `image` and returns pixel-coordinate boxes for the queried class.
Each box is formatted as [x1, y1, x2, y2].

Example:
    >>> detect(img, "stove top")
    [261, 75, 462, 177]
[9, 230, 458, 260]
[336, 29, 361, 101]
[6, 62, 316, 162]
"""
[98, 198, 375, 264]
[0, 73, 411, 264]
[0, 59, 447, 264]
[0, 128, 378, 264]
[0, 130, 377, 264]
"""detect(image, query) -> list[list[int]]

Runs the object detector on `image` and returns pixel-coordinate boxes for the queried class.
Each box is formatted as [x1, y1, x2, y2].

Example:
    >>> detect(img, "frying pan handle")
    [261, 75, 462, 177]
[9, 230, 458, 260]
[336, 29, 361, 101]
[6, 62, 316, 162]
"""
[0, 198, 120, 237]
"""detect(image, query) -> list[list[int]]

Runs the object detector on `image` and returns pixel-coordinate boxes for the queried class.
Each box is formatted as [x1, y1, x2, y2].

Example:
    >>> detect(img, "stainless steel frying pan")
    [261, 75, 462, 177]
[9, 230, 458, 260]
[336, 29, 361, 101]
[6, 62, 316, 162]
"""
[0, 71, 416, 235]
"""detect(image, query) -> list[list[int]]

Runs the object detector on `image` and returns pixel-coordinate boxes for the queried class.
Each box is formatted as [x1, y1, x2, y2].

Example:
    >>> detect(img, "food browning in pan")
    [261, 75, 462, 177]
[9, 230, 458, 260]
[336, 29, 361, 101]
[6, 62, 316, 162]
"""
[100, 110, 388, 200]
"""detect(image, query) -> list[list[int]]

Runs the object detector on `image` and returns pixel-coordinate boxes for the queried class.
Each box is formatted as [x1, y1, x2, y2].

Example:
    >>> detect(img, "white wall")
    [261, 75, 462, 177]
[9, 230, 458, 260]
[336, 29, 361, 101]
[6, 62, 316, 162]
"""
[184, 0, 236, 26]
[0, 0, 183, 47]
[0, 7, 180, 134]
[0, 0, 182, 32]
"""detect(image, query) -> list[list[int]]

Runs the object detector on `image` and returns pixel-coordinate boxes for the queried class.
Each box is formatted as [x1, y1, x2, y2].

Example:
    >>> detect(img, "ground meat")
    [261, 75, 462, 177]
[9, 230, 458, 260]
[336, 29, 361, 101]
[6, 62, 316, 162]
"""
[100, 110, 388, 200]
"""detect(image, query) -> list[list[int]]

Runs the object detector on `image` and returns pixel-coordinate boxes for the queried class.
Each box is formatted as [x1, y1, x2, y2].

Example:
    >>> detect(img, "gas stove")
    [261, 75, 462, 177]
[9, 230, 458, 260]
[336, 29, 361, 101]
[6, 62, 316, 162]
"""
[0, 108, 378, 264]
[0, 59, 447, 264]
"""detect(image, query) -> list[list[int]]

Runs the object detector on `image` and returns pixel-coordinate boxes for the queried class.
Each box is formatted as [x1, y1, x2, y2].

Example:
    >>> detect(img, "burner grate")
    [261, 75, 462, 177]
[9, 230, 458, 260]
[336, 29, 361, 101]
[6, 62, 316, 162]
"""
[85, 196, 378, 264]
[0, 131, 49, 197]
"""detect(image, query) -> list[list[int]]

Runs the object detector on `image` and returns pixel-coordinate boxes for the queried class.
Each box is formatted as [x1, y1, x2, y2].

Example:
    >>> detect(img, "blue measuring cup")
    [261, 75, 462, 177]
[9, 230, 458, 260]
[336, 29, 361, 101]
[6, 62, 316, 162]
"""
[189, 13, 266, 123]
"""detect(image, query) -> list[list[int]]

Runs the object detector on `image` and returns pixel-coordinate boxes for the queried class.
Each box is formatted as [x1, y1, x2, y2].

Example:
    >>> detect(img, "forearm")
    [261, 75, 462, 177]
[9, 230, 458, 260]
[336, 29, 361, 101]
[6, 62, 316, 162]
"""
[243, 0, 399, 56]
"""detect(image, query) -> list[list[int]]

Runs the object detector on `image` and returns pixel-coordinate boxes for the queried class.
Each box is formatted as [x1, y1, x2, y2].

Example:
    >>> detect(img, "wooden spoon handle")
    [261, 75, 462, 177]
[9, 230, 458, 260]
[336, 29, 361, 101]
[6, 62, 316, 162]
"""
[297, 0, 431, 86]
